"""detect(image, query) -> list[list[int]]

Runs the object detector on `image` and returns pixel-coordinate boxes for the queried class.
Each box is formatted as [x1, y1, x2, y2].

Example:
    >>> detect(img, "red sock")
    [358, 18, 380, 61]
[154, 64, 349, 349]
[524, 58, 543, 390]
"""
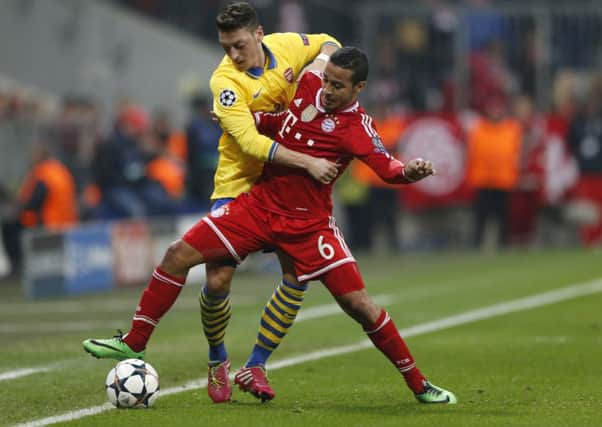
[364, 309, 426, 394]
[123, 267, 186, 352]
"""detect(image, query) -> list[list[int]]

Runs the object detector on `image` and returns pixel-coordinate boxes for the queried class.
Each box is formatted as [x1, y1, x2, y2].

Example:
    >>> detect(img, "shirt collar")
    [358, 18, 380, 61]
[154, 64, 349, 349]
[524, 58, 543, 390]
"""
[246, 43, 277, 78]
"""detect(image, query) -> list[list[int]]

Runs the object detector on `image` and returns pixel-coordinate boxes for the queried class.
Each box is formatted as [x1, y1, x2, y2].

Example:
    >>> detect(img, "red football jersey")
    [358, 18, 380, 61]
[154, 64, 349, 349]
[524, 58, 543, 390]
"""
[250, 71, 410, 219]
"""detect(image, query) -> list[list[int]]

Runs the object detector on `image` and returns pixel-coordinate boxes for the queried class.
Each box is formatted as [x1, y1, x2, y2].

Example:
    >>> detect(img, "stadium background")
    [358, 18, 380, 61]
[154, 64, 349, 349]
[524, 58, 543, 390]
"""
[2, 0, 601, 294]
[0, 2, 601, 425]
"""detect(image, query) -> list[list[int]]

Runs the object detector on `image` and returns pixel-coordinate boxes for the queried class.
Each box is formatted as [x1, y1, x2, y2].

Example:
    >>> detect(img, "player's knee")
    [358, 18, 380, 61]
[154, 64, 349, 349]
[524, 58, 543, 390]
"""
[161, 240, 197, 272]
[281, 272, 299, 286]
[205, 267, 234, 294]
[336, 291, 380, 326]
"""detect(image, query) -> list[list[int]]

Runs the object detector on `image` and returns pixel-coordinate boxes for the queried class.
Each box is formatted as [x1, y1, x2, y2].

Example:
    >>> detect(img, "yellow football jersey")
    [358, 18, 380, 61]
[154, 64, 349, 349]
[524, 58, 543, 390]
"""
[209, 32, 340, 200]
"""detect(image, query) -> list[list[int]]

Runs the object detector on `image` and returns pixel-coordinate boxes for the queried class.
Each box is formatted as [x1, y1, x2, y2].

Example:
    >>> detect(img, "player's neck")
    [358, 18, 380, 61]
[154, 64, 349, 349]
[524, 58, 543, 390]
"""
[324, 98, 358, 114]
[251, 46, 266, 70]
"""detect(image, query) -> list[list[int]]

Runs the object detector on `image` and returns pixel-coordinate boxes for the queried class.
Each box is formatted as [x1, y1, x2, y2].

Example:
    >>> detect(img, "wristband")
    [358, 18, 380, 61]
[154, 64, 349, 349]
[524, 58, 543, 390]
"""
[316, 53, 330, 63]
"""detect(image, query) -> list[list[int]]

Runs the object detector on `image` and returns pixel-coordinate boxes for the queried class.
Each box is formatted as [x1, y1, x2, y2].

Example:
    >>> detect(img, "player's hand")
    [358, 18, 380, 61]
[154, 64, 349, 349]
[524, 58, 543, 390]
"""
[307, 158, 340, 184]
[210, 110, 220, 124]
[404, 157, 436, 182]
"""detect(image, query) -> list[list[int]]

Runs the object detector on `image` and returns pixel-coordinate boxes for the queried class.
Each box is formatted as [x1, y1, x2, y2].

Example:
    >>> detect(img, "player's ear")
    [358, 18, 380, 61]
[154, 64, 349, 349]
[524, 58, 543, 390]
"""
[255, 25, 264, 42]
[354, 80, 367, 93]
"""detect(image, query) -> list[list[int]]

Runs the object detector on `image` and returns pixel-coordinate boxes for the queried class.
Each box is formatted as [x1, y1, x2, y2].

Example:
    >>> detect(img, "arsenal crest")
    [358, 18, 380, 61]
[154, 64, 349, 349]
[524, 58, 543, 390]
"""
[301, 105, 318, 122]
[284, 67, 294, 83]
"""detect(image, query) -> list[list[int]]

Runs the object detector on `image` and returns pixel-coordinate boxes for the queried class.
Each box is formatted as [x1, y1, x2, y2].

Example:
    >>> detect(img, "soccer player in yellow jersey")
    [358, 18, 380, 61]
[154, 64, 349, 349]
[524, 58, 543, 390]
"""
[203, 2, 340, 402]
[81, 1, 339, 403]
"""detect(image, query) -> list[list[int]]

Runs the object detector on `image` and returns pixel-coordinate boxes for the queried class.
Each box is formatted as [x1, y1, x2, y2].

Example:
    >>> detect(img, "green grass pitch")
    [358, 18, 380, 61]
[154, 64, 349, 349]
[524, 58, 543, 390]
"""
[1, 248, 601, 426]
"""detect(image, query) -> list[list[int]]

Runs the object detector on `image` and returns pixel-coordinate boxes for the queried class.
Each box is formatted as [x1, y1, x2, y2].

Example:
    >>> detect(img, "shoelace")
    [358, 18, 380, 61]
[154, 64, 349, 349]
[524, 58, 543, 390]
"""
[421, 384, 444, 398]
[112, 329, 125, 341]
[209, 366, 225, 387]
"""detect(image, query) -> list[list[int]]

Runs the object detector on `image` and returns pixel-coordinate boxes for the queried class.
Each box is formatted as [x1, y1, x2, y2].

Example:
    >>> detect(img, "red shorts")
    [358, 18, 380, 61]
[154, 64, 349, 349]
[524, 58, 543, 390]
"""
[182, 194, 359, 289]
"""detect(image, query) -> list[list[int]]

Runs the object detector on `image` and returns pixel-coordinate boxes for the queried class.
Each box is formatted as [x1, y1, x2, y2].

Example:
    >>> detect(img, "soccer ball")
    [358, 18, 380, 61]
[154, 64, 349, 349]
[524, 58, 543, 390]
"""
[105, 358, 160, 408]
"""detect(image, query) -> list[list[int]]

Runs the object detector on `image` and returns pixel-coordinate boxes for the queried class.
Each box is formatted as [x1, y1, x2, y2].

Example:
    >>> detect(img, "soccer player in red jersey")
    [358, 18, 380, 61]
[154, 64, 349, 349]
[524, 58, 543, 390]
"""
[85, 47, 456, 404]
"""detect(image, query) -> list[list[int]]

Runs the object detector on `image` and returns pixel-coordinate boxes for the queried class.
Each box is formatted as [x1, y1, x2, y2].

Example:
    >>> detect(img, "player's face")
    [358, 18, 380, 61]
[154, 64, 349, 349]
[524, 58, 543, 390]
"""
[320, 62, 366, 112]
[218, 26, 265, 71]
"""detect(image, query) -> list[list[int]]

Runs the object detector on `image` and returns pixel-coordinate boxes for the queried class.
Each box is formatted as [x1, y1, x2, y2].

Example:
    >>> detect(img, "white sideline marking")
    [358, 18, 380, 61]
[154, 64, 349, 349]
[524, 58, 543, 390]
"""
[0, 296, 258, 316]
[15, 278, 602, 427]
[0, 359, 81, 382]
[0, 321, 125, 334]
[0, 368, 51, 382]
[0, 294, 394, 334]
[297, 294, 395, 322]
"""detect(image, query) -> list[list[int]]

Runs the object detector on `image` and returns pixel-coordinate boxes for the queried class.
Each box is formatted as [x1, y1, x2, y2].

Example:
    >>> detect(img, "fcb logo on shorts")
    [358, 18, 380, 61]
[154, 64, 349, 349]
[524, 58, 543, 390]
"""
[284, 67, 294, 83]
[321, 117, 336, 132]
[211, 205, 230, 218]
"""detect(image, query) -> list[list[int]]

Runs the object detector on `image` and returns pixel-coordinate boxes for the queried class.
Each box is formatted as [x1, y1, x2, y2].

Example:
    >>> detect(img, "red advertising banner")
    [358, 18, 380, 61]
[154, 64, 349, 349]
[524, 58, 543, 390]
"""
[397, 114, 474, 211]
[111, 220, 153, 288]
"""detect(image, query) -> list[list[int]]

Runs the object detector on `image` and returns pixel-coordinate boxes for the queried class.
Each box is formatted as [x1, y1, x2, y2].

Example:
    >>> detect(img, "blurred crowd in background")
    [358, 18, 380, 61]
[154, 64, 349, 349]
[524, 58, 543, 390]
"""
[2, 0, 602, 277]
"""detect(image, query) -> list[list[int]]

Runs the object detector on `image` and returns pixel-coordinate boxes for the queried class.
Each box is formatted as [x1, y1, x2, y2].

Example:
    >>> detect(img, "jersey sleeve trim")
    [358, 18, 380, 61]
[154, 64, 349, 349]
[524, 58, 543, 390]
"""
[321, 40, 341, 49]
[268, 142, 280, 163]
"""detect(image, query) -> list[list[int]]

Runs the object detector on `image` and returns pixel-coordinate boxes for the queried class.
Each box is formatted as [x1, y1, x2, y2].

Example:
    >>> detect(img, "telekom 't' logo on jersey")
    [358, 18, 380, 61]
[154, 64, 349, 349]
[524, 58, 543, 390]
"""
[279, 110, 299, 139]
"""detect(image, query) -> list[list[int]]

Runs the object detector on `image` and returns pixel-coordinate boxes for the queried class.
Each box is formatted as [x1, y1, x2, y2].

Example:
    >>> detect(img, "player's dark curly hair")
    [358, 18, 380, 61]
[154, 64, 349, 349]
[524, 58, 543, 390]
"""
[329, 47, 369, 85]
[216, 2, 259, 32]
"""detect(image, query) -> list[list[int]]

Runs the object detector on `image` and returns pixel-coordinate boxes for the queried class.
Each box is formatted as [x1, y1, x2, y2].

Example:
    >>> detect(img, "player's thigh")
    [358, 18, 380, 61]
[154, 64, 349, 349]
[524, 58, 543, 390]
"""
[321, 261, 366, 296]
[161, 239, 205, 271]
[281, 224, 355, 283]
[183, 197, 268, 265]
[275, 250, 299, 285]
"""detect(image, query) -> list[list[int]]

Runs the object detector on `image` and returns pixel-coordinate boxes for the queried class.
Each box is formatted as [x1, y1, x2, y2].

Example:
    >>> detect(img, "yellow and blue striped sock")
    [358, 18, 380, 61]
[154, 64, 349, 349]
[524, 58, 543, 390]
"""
[245, 279, 307, 367]
[200, 287, 231, 363]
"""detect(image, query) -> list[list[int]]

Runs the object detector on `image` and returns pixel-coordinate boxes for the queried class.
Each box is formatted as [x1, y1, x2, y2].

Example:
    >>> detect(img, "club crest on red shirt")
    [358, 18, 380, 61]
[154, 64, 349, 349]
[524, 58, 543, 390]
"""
[321, 117, 336, 132]
[284, 67, 294, 83]
[211, 205, 230, 218]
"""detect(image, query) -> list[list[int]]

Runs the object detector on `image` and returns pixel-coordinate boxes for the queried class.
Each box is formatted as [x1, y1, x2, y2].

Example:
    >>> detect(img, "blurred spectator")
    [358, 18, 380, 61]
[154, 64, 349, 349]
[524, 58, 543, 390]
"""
[1, 140, 78, 274]
[548, 70, 580, 138]
[351, 106, 406, 251]
[151, 108, 187, 163]
[396, 17, 431, 110]
[508, 95, 546, 246]
[466, 95, 523, 248]
[367, 36, 403, 111]
[278, 0, 307, 33]
[566, 74, 602, 246]
[469, 39, 516, 114]
[185, 94, 221, 208]
[142, 128, 185, 210]
[92, 104, 166, 218]
[51, 96, 99, 192]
